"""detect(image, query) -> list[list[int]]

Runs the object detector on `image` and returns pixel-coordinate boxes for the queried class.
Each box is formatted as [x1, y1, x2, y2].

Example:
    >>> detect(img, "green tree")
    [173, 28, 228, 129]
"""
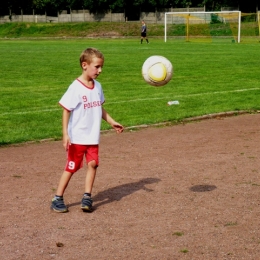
[84, 0, 122, 12]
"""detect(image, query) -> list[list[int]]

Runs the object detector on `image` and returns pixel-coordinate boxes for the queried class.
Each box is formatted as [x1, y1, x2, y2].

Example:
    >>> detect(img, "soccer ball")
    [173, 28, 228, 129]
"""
[142, 55, 173, 87]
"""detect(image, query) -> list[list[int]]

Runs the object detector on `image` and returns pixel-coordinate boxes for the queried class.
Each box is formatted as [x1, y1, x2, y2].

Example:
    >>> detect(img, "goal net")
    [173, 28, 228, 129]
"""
[244, 11, 260, 42]
[164, 11, 241, 43]
[258, 11, 260, 38]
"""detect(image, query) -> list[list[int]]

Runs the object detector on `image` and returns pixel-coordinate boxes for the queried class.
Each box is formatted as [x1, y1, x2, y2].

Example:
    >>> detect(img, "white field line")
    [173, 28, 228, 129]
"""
[108, 87, 260, 104]
[1, 87, 259, 116]
[0, 108, 61, 116]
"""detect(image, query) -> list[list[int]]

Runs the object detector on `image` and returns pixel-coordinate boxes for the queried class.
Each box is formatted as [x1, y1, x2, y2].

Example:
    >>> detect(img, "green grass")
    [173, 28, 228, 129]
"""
[0, 37, 260, 145]
[0, 22, 145, 38]
[0, 21, 259, 40]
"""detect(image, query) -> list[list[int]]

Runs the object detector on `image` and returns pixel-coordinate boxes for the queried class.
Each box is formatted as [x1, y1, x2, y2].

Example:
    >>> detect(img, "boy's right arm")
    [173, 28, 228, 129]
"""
[62, 109, 71, 150]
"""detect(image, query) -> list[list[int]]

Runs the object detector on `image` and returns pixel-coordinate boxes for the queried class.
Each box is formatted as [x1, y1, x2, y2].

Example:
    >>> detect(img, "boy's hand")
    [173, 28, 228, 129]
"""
[101, 107, 123, 133]
[63, 135, 71, 150]
[112, 122, 124, 133]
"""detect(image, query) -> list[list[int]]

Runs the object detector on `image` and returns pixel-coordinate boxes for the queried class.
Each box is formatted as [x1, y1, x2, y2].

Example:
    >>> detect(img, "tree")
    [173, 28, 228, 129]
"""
[1, 0, 259, 17]
[83, 0, 112, 12]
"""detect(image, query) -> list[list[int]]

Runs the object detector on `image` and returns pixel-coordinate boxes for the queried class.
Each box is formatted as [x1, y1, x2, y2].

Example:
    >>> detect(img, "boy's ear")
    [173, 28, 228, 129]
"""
[81, 61, 88, 69]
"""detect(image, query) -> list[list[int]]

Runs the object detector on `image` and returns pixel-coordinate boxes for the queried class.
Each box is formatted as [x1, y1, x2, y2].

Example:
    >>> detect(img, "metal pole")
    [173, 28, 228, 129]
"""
[186, 14, 190, 42]
[164, 13, 167, 42]
[238, 11, 241, 43]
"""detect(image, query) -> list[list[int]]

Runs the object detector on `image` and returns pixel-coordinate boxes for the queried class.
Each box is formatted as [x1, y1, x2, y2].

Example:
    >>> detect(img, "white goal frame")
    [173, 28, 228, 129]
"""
[164, 11, 241, 43]
[258, 11, 260, 36]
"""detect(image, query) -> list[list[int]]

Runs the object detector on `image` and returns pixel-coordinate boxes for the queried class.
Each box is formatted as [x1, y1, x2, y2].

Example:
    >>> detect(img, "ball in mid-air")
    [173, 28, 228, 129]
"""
[142, 55, 173, 87]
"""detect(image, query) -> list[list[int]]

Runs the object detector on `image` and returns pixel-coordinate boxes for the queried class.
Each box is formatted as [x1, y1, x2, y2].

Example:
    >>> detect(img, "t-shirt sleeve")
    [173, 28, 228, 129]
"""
[59, 83, 81, 111]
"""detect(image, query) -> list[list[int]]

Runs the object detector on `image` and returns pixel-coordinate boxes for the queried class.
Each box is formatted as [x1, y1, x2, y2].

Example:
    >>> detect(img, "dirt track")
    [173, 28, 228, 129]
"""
[1, 113, 260, 259]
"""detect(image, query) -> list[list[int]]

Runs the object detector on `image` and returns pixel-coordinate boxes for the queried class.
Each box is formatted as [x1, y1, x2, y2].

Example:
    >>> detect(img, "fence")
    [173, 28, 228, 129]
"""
[0, 7, 205, 24]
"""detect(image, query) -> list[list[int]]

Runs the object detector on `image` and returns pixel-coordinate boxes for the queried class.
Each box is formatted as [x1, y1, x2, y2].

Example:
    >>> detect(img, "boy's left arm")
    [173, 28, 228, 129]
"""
[102, 107, 124, 133]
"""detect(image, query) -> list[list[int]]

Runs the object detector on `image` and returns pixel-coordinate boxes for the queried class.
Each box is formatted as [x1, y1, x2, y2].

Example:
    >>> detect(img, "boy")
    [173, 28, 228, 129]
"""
[51, 48, 124, 213]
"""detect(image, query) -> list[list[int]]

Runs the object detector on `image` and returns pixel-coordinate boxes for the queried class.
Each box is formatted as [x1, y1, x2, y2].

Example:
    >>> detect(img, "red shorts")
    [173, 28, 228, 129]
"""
[65, 144, 99, 173]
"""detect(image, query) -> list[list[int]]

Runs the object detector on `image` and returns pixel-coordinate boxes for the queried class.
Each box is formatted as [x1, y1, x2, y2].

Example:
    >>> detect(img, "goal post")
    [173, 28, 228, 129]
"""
[258, 11, 260, 36]
[164, 11, 241, 43]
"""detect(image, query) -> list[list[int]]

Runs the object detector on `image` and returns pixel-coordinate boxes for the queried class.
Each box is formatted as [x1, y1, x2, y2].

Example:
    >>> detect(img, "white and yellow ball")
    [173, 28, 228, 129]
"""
[142, 55, 173, 87]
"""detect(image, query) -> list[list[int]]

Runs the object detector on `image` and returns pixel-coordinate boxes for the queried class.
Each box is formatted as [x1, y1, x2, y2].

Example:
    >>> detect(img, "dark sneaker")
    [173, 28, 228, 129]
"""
[81, 195, 93, 212]
[51, 197, 68, 213]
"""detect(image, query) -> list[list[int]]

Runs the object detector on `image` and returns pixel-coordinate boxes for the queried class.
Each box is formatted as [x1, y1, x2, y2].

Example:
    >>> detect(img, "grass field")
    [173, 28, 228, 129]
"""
[0, 37, 260, 145]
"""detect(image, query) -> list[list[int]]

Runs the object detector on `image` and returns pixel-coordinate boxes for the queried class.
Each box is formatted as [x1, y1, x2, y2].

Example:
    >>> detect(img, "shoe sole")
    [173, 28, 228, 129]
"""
[50, 206, 68, 213]
[81, 205, 92, 212]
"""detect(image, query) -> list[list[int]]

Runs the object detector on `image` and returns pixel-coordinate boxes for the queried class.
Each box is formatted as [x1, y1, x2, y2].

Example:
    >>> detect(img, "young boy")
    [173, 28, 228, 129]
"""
[51, 47, 124, 213]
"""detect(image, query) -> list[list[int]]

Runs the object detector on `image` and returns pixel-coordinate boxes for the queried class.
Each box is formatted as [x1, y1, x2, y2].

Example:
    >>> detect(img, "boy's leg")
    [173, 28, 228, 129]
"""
[51, 144, 85, 213]
[56, 171, 73, 196]
[81, 160, 97, 211]
[85, 160, 97, 194]
[51, 171, 72, 213]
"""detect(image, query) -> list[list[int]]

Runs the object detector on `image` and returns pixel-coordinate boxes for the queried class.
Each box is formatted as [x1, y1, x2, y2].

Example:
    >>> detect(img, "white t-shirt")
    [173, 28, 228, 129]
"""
[59, 79, 105, 145]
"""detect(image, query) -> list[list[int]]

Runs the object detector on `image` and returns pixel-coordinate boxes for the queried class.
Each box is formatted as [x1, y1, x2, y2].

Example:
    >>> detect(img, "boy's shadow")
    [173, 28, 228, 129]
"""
[67, 177, 160, 210]
[93, 177, 161, 209]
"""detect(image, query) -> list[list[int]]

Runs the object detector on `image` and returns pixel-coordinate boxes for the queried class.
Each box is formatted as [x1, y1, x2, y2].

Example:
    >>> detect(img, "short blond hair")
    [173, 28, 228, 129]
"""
[79, 47, 104, 68]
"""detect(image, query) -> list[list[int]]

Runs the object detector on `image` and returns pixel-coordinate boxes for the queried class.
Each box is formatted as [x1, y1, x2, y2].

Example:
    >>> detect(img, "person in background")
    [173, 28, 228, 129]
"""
[141, 20, 149, 44]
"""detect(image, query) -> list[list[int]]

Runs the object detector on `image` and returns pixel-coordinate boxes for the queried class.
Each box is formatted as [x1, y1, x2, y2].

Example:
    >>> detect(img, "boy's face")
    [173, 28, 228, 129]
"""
[82, 57, 104, 79]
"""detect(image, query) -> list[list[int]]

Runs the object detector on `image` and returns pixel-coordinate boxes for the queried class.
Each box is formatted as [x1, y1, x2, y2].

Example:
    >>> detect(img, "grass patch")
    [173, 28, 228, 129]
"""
[172, 232, 184, 236]
[0, 21, 259, 40]
[224, 221, 238, 227]
[180, 248, 189, 253]
[0, 37, 259, 145]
